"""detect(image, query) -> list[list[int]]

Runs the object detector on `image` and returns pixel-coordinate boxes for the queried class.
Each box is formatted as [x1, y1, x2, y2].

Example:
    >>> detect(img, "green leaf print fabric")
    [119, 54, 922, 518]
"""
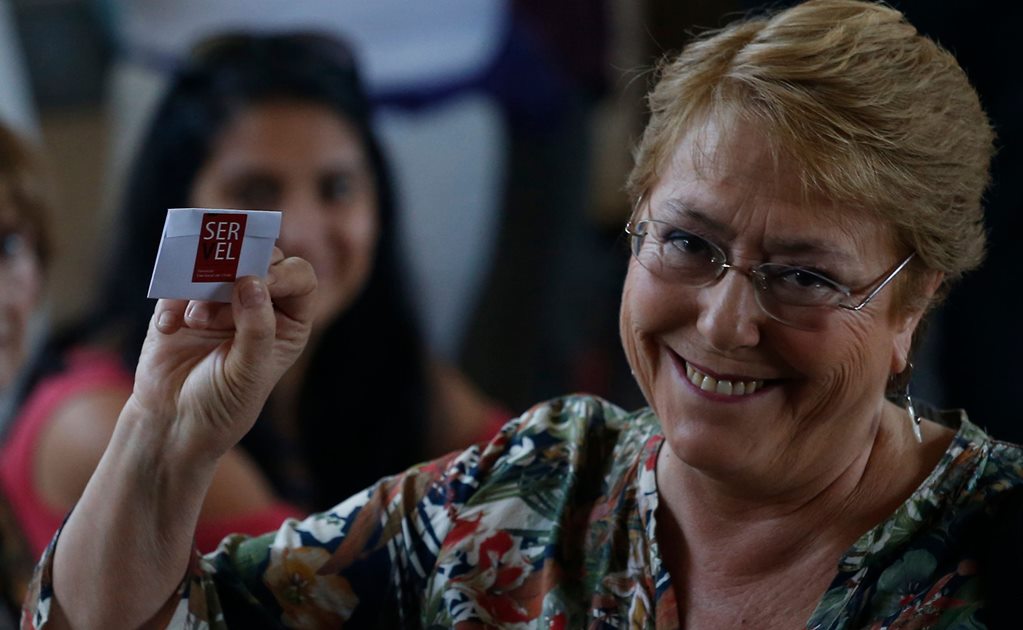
[23, 397, 1023, 628]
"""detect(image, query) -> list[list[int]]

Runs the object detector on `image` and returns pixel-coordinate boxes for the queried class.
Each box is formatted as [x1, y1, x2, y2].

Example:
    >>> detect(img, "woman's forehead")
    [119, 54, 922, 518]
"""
[666, 116, 798, 194]
[206, 103, 369, 172]
[649, 120, 897, 259]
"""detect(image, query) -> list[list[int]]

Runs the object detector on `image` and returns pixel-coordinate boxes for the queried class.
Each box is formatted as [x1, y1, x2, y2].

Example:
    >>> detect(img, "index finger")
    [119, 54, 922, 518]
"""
[152, 298, 189, 334]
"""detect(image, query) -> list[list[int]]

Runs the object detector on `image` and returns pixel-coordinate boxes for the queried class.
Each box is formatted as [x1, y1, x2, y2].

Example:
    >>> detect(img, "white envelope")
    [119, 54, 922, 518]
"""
[147, 208, 282, 302]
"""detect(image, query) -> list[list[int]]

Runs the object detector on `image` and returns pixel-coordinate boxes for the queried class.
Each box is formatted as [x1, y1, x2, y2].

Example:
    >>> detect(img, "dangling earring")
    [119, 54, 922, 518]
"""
[890, 362, 922, 443]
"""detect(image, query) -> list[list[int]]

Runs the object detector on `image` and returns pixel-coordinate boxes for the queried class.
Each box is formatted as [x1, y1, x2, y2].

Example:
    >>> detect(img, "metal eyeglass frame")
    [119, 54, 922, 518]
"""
[624, 219, 916, 315]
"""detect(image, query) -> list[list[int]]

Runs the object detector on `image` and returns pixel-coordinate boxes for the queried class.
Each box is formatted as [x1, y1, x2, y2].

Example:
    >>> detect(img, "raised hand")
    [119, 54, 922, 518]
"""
[49, 251, 317, 629]
[127, 248, 317, 463]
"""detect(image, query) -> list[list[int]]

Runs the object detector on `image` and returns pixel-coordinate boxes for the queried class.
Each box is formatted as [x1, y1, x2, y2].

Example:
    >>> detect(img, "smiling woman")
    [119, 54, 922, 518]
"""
[0, 32, 502, 568]
[190, 100, 380, 325]
[19, 1, 1021, 629]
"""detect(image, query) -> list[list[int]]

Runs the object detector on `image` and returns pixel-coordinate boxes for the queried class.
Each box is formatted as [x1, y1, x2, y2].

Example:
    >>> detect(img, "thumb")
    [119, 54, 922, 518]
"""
[225, 276, 276, 392]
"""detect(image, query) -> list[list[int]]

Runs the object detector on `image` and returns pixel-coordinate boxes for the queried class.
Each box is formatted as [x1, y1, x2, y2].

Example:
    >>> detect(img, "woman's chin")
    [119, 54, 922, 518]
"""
[312, 284, 354, 326]
[662, 425, 757, 474]
[652, 399, 780, 482]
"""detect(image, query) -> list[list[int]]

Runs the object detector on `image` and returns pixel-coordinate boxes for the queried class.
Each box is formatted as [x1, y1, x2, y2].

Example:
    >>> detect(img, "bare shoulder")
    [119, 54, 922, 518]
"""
[34, 386, 132, 511]
[34, 384, 281, 519]
[201, 447, 281, 519]
[428, 359, 501, 454]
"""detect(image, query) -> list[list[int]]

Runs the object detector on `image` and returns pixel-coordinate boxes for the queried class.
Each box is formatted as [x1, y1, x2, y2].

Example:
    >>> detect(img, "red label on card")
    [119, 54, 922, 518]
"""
[193, 213, 247, 282]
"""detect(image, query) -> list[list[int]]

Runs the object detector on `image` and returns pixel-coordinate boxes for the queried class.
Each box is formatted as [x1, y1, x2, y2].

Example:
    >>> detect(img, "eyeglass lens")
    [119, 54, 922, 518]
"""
[629, 221, 843, 330]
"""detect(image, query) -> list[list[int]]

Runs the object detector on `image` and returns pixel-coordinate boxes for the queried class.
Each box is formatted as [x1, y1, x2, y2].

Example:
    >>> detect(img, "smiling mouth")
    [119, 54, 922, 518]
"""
[683, 360, 767, 397]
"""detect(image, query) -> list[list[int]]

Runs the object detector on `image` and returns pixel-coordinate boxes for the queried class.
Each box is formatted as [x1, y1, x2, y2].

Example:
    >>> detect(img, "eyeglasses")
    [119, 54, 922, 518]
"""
[625, 219, 915, 330]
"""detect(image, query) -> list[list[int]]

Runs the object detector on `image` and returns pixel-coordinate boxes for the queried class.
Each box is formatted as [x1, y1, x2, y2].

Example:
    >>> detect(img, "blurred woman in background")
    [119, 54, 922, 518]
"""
[0, 33, 501, 555]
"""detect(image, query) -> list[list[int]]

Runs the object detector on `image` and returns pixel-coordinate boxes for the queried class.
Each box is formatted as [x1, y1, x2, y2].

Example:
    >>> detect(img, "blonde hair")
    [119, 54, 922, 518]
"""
[628, 0, 994, 307]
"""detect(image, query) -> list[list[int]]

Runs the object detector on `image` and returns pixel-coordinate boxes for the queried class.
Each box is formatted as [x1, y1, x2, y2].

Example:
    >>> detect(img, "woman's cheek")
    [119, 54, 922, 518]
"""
[620, 269, 662, 404]
[788, 318, 888, 426]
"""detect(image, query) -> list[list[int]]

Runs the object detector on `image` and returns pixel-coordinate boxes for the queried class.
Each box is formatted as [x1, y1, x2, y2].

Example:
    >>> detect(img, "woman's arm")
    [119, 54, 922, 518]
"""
[37, 388, 301, 553]
[427, 360, 509, 454]
[48, 252, 316, 628]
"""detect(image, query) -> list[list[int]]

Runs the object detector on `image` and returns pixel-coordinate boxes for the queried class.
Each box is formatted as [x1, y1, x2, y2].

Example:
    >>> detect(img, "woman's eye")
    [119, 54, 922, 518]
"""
[763, 266, 844, 305]
[664, 230, 710, 255]
[230, 177, 281, 209]
[319, 173, 353, 203]
[776, 268, 841, 293]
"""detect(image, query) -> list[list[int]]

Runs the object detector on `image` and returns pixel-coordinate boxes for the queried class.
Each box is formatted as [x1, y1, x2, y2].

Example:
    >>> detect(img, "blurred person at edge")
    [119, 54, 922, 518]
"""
[0, 33, 503, 558]
[21, 1, 1023, 628]
[0, 123, 49, 626]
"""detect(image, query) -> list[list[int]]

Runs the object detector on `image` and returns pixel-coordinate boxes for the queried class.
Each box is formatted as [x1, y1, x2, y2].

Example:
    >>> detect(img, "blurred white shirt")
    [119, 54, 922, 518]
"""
[112, 0, 504, 93]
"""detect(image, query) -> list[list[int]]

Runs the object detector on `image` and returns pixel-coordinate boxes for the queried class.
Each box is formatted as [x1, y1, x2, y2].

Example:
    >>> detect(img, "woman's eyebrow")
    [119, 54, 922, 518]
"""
[322, 161, 370, 176]
[662, 199, 736, 240]
[663, 198, 856, 264]
[764, 236, 855, 265]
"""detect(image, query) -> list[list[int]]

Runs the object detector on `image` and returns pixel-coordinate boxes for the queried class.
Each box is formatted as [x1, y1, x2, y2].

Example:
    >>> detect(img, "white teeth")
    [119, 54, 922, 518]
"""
[684, 361, 763, 397]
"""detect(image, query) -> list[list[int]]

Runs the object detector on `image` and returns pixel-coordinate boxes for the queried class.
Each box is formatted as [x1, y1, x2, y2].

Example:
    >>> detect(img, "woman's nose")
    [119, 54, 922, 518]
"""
[696, 270, 763, 351]
[277, 198, 328, 257]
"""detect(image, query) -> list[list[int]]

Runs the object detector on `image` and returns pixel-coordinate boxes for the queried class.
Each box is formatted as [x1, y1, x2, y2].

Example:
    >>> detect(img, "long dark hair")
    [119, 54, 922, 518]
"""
[43, 33, 429, 510]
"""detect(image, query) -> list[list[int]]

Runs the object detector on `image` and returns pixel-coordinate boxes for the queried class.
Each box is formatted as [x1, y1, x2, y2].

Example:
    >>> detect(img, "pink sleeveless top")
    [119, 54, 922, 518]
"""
[0, 348, 301, 556]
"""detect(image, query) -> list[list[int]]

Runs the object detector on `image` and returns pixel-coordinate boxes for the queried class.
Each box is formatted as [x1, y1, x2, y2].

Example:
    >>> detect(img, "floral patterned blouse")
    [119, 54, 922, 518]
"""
[22, 395, 1023, 628]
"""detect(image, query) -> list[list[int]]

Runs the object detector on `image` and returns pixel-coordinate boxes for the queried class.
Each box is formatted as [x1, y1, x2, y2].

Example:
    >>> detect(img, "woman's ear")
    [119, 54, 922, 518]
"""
[890, 270, 944, 374]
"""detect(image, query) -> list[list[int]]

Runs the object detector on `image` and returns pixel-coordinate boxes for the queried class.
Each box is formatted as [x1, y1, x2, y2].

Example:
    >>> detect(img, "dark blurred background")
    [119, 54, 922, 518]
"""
[2, 0, 1019, 439]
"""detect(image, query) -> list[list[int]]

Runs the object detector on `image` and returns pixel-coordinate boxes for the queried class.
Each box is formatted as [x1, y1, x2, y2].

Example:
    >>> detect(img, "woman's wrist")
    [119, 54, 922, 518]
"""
[118, 394, 223, 473]
[109, 396, 222, 514]
[51, 399, 219, 628]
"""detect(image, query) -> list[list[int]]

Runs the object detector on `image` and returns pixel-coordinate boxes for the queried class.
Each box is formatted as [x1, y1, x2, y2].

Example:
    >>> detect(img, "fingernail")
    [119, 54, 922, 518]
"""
[241, 279, 266, 307]
[186, 302, 209, 322]
[265, 271, 277, 286]
[157, 311, 174, 330]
